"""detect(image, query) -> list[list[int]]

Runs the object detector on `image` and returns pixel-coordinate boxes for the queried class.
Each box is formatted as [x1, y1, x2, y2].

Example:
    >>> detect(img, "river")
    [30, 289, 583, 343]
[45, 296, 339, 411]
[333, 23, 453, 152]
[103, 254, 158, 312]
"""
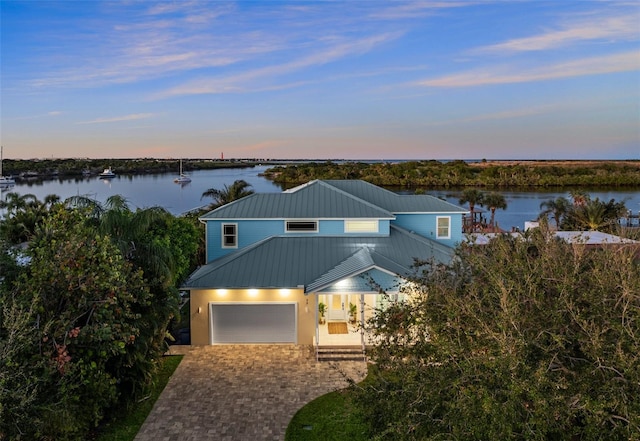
[2, 165, 639, 230]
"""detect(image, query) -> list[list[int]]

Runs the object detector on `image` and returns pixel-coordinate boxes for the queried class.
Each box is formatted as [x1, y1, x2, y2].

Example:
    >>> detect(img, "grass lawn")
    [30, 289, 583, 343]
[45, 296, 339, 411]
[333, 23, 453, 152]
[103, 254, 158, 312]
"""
[93, 355, 183, 441]
[285, 389, 370, 441]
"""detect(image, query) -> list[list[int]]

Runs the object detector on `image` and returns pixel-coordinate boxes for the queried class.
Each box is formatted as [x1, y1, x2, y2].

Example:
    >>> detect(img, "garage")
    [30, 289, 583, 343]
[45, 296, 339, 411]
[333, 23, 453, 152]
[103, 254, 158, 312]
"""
[209, 303, 297, 344]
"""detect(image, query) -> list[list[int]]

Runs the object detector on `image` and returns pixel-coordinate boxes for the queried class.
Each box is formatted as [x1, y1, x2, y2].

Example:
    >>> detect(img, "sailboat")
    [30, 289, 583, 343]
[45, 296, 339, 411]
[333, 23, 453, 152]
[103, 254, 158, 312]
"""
[0, 146, 16, 188]
[173, 159, 191, 183]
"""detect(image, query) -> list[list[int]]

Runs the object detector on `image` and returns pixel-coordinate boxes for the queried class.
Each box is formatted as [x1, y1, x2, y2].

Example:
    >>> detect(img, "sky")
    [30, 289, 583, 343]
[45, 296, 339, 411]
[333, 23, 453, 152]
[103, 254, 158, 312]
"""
[1, 1, 639, 160]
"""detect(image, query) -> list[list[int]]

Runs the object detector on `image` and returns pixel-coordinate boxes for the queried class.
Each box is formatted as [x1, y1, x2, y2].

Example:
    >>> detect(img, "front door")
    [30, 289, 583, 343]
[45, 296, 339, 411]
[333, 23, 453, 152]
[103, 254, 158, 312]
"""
[328, 294, 347, 321]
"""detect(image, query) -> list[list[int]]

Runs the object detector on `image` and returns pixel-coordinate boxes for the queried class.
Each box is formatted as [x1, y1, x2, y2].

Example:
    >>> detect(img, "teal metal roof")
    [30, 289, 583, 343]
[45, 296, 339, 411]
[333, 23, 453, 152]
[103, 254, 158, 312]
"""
[183, 225, 455, 292]
[321, 180, 467, 214]
[200, 180, 394, 220]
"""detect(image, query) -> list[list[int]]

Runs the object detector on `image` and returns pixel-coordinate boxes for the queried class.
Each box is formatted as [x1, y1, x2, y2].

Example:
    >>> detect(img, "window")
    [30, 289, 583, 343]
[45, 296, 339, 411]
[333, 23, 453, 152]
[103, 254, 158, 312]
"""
[436, 216, 450, 239]
[345, 220, 378, 233]
[285, 221, 318, 232]
[222, 223, 237, 248]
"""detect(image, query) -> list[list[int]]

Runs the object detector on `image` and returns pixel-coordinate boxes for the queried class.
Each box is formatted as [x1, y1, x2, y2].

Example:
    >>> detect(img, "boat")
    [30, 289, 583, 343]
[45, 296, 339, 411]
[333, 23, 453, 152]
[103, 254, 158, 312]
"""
[0, 146, 16, 188]
[99, 167, 116, 178]
[173, 159, 191, 183]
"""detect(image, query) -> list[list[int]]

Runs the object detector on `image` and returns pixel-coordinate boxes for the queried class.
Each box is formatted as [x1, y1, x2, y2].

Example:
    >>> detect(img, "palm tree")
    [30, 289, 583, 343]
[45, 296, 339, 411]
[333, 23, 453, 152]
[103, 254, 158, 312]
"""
[569, 190, 589, 207]
[459, 189, 486, 232]
[459, 188, 485, 213]
[201, 179, 254, 208]
[0, 193, 61, 244]
[483, 192, 507, 230]
[539, 196, 570, 230]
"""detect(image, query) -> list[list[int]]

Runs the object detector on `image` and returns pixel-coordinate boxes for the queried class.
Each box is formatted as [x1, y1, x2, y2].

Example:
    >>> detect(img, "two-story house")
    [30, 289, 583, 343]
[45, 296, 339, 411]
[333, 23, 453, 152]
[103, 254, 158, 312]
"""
[183, 179, 467, 348]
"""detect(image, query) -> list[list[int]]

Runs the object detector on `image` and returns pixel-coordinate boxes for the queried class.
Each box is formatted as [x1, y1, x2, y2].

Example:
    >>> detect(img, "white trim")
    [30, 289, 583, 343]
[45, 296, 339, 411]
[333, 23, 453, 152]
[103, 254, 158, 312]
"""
[221, 223, 238, 248]
[285, 219, 318, 233]
[436, 216, 451, 239]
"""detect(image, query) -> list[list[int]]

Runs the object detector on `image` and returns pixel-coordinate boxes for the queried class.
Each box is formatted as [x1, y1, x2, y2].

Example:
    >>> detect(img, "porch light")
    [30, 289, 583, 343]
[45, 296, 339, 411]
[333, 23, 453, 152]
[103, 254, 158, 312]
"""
[217, 289, 228, 296]
[279, 289, 290, 297]
[248, 289, 258, 297]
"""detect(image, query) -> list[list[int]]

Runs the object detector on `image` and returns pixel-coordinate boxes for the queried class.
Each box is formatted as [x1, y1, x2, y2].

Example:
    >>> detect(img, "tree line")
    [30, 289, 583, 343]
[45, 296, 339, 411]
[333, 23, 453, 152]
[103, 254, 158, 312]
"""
[263, 160, 640, 188]
[1, 158, 259, 179]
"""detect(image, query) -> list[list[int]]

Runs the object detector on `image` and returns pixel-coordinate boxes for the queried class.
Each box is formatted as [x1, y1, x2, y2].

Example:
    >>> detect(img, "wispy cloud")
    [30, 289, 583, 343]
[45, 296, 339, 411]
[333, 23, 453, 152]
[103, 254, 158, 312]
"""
[417, 51, 640, 87]
[155, 32, 402, 98]
[76, 113, 155, 125]
[369, 1, 474, 19]
[26, 2, 277, 89]
[473, 12, 640, 54]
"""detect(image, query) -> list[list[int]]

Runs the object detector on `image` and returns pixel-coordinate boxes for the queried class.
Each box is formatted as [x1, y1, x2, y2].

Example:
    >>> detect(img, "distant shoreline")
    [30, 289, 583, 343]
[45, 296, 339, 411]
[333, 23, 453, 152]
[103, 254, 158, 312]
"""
[2, 158, 639, 185]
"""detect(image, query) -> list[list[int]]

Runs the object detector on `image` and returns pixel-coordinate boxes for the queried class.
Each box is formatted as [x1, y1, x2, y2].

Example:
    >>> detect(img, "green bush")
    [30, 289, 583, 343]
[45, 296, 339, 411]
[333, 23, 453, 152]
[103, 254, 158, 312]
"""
[356, 228, 640, 440]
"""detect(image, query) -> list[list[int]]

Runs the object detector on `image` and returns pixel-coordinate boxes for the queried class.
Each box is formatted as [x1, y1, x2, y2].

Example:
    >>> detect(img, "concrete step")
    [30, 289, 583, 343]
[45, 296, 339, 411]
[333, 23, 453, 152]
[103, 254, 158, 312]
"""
[316, 345, 366, 362]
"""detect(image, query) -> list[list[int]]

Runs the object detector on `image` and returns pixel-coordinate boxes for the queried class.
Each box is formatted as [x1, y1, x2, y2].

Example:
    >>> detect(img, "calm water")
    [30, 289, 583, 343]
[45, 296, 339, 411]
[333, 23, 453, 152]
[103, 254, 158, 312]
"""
[2, 166, 639, 230]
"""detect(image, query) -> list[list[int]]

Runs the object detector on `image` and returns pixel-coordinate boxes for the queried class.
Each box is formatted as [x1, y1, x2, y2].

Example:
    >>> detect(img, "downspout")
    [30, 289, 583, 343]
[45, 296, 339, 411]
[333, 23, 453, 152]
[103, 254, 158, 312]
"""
[360, 293, 365, 350]
[313, 293, 320, 362]
[315, 293, 320, 348]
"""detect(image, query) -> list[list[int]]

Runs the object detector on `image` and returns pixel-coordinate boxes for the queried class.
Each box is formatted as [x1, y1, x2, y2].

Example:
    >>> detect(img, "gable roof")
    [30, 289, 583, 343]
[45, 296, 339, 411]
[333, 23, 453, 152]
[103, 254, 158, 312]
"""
[183, 225, 454, 293]
[321, 180, 468, 213]
[199, 180, 393, 220]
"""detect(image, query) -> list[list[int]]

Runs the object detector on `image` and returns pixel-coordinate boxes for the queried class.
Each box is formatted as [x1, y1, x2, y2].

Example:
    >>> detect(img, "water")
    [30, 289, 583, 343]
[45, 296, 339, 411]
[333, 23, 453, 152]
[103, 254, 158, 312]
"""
[2, 166, 639, 229]
[427, 188, 640, 231]
[2, 166, 282, 215]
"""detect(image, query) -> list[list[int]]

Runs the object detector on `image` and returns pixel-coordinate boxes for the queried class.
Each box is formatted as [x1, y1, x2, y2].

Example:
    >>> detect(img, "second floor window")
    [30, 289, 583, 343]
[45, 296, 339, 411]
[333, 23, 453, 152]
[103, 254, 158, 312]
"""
[285, 220, 318, 232]
[436, 216, 450, 239]
[222, 223, 237, 248]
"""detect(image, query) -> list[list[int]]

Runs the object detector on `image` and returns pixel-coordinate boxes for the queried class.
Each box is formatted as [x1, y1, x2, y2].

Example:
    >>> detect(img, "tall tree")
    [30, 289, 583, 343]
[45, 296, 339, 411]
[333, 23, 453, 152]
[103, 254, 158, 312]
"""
[539, 196, 571, 229]
[0, 207, 153, 439]
[201, 179, 254, 208]
[64, 195, 199, 394]
[458, 188, 485, 213]
[482, 191, 507, 229]
[356, 228, 640, 440]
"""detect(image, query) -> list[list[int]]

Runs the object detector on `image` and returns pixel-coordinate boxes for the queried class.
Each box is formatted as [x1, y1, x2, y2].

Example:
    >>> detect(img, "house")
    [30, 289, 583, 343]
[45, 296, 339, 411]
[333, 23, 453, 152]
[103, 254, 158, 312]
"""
[182, 179, 468, 348]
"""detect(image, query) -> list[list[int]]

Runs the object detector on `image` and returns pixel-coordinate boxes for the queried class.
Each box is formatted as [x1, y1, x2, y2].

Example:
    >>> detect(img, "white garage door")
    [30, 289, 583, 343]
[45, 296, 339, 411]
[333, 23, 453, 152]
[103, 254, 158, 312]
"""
[210, 303, 297, 344]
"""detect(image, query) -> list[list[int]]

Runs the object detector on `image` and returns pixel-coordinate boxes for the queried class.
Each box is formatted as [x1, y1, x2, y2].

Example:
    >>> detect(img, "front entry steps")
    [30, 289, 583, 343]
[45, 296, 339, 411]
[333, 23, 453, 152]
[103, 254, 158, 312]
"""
[316, 345, 366, 362]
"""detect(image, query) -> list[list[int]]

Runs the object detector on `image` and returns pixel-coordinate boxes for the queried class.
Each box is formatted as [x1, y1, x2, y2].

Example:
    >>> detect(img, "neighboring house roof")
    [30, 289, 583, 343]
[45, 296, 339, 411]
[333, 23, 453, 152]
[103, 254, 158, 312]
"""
[468, 231, 640, 245]
[321, 179, 468, 214]
[200, 180, 394, 220]
[183, 225, 455, 293]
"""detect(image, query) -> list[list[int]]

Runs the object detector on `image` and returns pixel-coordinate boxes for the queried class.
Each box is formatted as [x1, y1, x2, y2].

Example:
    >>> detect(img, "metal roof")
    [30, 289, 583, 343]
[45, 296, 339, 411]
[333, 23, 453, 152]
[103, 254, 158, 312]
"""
[469, 231, 640, 245]
[200, 180, 394, 220]
[183, 225, 455, 292]
[321, 180, 468, 213]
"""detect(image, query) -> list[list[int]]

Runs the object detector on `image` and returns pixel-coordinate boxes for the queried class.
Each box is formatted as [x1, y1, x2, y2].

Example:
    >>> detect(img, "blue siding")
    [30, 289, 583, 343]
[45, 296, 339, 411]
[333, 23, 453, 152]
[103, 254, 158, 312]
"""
[393, 213, 463, 248]
[206, 219, 283, 262]
[319, 269, 404, 293]
[206, 218, 392, 262]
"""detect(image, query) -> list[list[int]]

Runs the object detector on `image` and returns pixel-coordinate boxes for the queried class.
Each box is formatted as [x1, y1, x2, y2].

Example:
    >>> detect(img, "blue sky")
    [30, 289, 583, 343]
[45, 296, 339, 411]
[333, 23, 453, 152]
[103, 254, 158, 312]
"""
[1, 1, 639, 160]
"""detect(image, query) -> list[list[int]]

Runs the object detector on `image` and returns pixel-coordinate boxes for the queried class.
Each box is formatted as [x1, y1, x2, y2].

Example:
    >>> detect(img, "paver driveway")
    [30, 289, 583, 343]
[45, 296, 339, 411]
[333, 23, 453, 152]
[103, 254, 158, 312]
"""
[134, 345, 367, 441]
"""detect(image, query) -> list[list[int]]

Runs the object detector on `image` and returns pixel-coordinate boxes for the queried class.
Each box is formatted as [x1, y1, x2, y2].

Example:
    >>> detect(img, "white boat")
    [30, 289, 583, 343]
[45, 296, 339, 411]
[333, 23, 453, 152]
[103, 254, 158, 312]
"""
[99, 167, 116, 178]
[173, 159, 191, 183]
[0, 146, 15, 188]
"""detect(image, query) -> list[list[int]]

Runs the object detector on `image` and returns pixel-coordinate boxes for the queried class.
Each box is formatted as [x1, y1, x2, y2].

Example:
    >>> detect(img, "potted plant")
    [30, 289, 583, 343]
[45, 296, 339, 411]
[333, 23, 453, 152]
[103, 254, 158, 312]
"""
[349, 302, 357, 324]
[318, 302, 326, 324]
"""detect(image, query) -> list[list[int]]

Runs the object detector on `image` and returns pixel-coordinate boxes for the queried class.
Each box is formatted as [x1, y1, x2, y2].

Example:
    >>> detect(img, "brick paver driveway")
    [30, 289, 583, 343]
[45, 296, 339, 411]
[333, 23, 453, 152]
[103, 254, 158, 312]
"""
[134, 345, 367, 441]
